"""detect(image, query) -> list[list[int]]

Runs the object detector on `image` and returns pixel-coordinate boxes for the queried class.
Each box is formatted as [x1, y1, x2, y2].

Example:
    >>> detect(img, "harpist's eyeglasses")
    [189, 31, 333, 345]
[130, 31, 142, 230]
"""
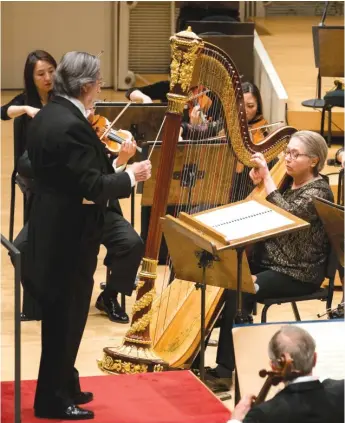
[283, 148, 311, 161]
[96, 78, 106, 88]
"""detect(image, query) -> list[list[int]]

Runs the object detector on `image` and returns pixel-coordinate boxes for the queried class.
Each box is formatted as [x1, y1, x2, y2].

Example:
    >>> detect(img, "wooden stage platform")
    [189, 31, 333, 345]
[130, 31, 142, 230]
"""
[253, 16, 344, 134]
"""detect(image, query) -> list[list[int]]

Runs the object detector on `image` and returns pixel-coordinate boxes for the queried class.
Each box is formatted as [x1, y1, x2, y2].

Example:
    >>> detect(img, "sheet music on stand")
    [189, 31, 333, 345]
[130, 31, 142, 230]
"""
[194, 200, 294, 241]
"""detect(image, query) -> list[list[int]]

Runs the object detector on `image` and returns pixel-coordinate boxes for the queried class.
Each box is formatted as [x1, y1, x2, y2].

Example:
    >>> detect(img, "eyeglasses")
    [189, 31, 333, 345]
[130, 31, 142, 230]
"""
[96, 78, 106, 87]
[283, 148, 312, 161]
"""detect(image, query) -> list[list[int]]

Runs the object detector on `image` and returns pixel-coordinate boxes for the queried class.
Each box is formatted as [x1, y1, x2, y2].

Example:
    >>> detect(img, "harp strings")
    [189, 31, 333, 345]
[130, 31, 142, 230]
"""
[152, 45, 252, 341]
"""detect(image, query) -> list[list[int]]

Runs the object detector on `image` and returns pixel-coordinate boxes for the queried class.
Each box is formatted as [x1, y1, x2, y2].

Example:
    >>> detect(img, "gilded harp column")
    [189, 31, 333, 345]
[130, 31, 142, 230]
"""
[98, 27, 203, 374]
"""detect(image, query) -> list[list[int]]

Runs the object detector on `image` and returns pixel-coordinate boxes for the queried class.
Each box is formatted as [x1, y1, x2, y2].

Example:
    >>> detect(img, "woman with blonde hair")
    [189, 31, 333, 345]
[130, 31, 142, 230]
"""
[204, 130, 334, 389]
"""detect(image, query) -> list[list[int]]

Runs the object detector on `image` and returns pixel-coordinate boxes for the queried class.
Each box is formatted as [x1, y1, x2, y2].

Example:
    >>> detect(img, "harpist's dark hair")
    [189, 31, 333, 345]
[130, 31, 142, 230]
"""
[241, 81, 263, 119]
[24, 50, 57, 108]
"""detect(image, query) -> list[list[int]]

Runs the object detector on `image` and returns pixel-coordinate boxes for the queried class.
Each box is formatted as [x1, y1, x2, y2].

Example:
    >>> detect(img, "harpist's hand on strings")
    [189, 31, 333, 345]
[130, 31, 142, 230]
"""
[250, 152, 270, 184]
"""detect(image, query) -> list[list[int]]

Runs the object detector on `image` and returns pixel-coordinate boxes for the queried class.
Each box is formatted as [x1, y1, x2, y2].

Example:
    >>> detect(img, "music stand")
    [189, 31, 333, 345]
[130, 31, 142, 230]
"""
[162, 197, 309, 383]
[302, 25, 344, 107]
[313, 197, 344, 267]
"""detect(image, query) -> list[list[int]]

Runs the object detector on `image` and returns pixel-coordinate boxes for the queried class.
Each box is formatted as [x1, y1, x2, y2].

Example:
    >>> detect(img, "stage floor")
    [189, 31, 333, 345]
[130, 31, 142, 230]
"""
[1, 17, 343, 412]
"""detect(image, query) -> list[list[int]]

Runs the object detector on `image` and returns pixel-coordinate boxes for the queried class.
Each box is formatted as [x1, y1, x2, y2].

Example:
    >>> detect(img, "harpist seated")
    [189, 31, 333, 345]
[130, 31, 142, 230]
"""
[199, 130, 334, 389]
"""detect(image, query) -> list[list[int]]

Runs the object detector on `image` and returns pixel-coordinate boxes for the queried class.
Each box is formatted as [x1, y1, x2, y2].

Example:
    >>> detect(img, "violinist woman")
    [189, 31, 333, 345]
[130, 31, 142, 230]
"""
[87, 109, 146, 324]
[242, 81, 268, 144]
[126, 80, 221, 138]
[204, 130, 334, 390]
[1, 50, 57, 321]
[1, 50, 56, 118]
[230, 82, 274, 202]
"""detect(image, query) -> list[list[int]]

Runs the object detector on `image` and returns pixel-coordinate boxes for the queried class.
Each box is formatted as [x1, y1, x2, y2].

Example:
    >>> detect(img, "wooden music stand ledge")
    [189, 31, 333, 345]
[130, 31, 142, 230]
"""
[162, 196, 309, 382]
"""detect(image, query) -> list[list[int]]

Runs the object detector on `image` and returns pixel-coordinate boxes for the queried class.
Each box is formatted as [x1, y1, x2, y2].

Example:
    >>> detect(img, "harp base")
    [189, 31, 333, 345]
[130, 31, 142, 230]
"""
[98, 345, 169, 374]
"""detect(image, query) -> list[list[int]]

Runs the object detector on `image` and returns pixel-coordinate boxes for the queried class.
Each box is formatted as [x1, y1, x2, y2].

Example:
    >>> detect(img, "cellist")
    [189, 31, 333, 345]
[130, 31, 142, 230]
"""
[228, 325, 344, 423]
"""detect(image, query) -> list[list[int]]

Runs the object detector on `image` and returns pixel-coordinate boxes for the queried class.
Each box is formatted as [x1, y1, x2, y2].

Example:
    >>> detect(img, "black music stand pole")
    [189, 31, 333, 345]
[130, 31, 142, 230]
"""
[130, 187, 135, 227]
[195, 250, 215, 382]
[1, 235, 21, 423]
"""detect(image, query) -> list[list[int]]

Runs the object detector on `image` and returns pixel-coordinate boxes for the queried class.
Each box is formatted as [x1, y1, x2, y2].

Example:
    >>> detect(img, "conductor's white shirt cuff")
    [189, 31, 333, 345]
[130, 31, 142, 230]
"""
[112, 159, 135, 188]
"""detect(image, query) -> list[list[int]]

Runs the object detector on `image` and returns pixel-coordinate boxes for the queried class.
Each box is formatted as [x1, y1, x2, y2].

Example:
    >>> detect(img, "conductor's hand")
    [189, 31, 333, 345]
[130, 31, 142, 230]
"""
[117, 139, 137, 166]
[130, 160, 152, 182]
[231, 394, 255, 421]
[249, 152, 269, 185]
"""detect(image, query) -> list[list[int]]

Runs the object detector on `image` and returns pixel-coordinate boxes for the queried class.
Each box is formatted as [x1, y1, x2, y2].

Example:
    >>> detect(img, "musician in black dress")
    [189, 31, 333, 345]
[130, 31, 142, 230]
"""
[202, 131, 334, 390]
[1, 50, 57, 320]
[27, 51, 151, 419]
[2, 51, 144, 324]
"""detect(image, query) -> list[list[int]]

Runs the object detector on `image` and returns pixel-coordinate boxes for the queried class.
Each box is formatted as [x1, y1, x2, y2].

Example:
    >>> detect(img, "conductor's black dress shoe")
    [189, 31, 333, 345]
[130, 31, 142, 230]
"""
[73, 391, 93, 405]
[95, 294, 129, 323]
[34, 405, 94, 420]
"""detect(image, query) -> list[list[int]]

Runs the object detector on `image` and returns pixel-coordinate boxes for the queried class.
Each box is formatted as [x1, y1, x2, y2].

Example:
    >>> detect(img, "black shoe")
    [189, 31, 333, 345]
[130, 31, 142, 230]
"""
[20, 312, 35, 321]
[95, 294, 129, 323]
[73, 391, 93, 405]
[35, 405, 94, 420]
[205, 367, 233, 392]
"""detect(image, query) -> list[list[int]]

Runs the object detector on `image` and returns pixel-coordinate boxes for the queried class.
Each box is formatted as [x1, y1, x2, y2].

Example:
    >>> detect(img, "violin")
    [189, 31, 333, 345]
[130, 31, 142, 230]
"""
[90, 113, 142, 155]
[254, 353, 301, 405]
[248, 116, 269, 145]
[188, 86, 212, 124]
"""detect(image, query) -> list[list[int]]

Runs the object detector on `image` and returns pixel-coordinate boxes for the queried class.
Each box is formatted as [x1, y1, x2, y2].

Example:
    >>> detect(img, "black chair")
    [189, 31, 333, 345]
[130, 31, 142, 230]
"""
[320, 87, 344, 146]
[9, 116, 28, 242]
[257, 249, 338, 323]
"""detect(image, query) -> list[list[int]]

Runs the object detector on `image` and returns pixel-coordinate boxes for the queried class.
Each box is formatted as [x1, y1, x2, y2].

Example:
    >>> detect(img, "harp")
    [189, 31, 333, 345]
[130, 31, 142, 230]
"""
[98, 28, 297, 373]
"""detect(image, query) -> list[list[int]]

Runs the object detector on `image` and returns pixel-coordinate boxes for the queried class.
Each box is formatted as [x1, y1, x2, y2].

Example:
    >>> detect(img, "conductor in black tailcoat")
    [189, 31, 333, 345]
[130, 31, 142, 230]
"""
[26, 51, 152, 420]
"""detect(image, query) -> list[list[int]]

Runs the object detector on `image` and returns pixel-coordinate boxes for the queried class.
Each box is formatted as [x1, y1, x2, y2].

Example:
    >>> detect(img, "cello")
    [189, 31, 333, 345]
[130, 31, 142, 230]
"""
[255, 353, 300, 405]
[98, 27, 297, 374]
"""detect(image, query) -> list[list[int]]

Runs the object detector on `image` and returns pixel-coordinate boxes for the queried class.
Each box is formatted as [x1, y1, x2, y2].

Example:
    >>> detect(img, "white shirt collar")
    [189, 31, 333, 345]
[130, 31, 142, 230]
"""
[286, 375, 318, 386]
[60, 95, 87, 118]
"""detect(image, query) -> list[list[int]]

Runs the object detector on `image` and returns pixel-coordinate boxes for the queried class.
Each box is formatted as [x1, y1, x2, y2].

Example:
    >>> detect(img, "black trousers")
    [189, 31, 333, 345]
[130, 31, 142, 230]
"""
[33, 209, 102, 412]
[193, 267, 322, 373]
[102, 210, 144, 296]
[12, 209, 144, 320]
[215, 268, 323, 373]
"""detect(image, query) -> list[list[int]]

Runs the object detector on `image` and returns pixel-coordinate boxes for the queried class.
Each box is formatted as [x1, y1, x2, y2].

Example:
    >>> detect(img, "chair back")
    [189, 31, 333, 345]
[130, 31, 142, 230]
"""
[13, 115, 28, 170]
[323, 247, 338, 310]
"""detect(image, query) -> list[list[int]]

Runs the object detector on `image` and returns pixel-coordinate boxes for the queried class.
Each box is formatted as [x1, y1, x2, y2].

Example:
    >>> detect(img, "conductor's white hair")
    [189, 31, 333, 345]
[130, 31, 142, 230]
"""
[53, 51, 100, 98]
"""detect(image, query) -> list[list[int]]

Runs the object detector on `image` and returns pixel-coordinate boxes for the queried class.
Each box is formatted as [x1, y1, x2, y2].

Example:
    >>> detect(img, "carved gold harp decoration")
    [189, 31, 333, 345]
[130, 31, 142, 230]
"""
[98, 27, 297, 374]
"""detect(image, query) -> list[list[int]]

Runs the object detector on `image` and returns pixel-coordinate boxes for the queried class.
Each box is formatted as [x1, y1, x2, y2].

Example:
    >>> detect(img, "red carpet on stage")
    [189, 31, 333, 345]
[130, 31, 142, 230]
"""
[1, 370, 231, 423]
